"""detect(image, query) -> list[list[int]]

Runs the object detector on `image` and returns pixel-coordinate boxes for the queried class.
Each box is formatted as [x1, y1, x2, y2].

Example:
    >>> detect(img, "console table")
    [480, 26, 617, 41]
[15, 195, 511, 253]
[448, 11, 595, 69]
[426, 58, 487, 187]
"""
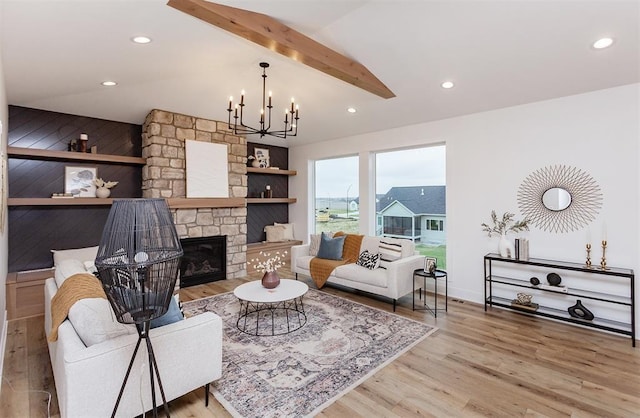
[484, 253, 635, 346]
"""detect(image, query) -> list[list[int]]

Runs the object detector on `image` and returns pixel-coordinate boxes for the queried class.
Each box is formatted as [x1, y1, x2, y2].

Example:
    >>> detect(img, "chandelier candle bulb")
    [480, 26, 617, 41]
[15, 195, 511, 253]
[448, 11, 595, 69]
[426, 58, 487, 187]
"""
[240, 90, 245, 105]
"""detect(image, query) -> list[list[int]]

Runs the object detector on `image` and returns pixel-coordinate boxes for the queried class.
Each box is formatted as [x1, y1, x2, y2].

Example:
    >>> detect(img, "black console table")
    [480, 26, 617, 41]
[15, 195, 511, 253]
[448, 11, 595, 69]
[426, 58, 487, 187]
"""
[484, 253, 635, 346]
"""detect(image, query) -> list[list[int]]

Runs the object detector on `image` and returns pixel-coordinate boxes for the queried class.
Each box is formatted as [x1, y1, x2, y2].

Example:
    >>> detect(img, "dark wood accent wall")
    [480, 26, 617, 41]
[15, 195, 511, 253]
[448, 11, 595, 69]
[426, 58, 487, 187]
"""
[246, 142, 290, 243]
[7, 106, 142, 272]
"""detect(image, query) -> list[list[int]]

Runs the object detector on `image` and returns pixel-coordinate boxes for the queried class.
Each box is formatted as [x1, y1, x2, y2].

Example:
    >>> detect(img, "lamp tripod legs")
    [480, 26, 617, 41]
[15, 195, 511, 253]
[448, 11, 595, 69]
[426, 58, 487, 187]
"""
[112, 322, 170, 418]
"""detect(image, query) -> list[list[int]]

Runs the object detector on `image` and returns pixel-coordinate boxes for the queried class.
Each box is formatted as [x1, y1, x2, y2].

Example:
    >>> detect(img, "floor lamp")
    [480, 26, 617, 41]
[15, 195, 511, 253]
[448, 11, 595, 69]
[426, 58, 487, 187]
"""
[95, 199, 183, 418]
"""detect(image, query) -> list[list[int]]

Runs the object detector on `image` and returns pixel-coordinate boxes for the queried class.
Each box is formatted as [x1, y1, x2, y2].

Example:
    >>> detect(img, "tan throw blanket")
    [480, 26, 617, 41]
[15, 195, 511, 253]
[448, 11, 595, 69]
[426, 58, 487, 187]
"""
[310, 233, 364, 288]
[49, 273, 107, 342]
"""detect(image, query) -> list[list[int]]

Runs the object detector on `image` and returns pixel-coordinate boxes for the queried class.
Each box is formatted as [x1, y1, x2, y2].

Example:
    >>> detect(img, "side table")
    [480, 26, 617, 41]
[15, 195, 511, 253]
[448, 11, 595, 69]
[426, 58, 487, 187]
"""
[413, 268, 448, 317]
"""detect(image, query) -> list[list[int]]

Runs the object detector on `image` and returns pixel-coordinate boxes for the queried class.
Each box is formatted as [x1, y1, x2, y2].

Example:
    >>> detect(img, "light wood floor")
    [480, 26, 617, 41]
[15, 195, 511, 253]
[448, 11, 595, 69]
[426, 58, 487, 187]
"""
[2, 268, 639, 417]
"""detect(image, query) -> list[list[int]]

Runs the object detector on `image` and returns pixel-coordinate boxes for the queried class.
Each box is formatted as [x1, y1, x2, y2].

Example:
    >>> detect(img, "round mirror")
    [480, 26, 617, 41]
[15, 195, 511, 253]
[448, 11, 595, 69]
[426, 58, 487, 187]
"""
[542, 187, 572, 211]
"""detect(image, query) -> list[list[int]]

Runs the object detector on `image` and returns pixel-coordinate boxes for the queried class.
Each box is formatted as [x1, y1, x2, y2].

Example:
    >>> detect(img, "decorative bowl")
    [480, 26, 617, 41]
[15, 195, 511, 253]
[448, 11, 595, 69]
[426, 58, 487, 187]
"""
[516, 292, 533, 305]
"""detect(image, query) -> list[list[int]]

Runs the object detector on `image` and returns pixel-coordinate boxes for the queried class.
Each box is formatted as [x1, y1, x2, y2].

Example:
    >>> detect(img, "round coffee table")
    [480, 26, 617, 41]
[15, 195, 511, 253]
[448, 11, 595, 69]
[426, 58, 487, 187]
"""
[233, 279, 309, 336]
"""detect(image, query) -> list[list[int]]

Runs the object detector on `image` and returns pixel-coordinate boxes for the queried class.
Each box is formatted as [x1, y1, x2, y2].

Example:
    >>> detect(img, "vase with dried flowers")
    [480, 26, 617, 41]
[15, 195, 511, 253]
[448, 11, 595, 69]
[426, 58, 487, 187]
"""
[93, 178, 119, 198]
[481, 210, 530, 258]
[251, 250, 287, 289]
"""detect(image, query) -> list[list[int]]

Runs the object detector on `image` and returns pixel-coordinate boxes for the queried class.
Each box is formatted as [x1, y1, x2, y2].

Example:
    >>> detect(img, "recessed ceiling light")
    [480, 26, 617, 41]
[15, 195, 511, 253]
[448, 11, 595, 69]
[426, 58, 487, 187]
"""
[441, 81, 454, 89]
[132, 36, 152, 44]
[347, 107, 357, 113]
[592, 37, 614, 49]
[101, 81, 117, 87]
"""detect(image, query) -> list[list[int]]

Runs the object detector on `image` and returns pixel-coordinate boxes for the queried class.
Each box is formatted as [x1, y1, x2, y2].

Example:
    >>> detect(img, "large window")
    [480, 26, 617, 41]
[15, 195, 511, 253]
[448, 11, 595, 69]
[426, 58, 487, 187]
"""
[314, 156, 359, 234]
[376, 145, 447, 267]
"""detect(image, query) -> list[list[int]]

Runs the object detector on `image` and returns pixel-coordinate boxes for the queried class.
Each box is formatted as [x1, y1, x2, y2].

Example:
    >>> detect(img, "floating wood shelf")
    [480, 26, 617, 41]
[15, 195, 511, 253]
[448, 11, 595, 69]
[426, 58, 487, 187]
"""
[246, 167, 297, 176]
[8, 198, 114, 206]
[8, 197, 248, 208]
[246, 198, 296, 204]
[7, 146, 146, 165]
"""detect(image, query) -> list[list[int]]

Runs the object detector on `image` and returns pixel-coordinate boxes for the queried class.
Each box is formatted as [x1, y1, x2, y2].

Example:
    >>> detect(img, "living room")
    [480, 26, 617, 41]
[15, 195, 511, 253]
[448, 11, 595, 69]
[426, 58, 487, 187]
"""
[0, 1, 639, 417]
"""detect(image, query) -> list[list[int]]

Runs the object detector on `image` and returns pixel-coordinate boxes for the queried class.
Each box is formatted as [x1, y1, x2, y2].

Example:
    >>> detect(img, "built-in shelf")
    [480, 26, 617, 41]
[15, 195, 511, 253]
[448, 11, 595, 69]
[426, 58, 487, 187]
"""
[8, 198, 114, 206]
[7, 146, 146, 165]
[246, 198, 297, 204]
[8, 197, 248, 208]
[246, 167, 297, 176]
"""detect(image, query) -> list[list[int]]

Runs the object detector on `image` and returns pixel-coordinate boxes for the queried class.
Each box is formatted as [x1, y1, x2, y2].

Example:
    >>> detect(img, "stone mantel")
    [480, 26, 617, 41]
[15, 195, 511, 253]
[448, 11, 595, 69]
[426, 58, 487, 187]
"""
[167, 197, 246, 209]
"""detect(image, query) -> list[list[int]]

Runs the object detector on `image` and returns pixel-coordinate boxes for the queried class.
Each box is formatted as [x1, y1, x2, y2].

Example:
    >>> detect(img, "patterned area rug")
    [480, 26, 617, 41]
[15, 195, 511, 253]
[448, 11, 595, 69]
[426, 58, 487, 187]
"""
[183, 288, 437, 418]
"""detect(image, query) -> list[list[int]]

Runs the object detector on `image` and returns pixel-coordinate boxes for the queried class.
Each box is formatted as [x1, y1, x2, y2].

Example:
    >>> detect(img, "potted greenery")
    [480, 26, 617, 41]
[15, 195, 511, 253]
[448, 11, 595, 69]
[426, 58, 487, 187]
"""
[481, 211, 529, 257]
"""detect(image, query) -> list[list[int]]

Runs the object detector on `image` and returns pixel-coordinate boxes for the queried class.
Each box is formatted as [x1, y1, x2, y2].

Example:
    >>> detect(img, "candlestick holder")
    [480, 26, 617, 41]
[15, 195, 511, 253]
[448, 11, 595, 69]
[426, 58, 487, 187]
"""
[600, 240, 607, 270]
[585, 243, 592, 268]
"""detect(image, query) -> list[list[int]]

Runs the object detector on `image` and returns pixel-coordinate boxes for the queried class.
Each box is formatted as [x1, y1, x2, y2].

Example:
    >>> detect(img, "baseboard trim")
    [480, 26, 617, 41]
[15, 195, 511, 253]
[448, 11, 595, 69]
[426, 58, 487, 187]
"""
[0, 310, 8, 395]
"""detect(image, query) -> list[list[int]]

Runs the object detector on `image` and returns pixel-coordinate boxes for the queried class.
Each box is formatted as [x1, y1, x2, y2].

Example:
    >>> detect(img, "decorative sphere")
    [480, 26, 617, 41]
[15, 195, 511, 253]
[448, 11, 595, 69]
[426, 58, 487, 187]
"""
[530, 277, 540, 286]
[547, 272, 562, 286]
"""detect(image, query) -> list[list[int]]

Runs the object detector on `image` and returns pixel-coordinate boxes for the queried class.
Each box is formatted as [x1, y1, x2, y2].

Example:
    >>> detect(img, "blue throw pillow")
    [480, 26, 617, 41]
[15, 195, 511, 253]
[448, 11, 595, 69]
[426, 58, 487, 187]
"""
[150, 296, 184, 329]
[316, 232, 346, 260]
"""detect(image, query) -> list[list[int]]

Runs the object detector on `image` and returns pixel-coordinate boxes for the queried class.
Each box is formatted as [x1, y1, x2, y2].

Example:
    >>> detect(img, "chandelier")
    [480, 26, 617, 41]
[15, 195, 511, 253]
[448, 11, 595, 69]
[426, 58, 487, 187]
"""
[227, 62, 299, 139]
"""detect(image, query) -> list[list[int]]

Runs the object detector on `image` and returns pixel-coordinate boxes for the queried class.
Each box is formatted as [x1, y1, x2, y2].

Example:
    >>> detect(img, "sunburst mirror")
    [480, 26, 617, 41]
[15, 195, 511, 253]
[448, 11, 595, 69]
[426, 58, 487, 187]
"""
[517, 165, 603, 233]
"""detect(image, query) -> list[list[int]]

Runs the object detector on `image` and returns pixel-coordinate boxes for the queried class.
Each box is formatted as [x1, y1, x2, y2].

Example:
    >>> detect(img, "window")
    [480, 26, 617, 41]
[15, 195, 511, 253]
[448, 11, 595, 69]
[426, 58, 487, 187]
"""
[376, 145, 447, 267]
[314, 156, 359, 234]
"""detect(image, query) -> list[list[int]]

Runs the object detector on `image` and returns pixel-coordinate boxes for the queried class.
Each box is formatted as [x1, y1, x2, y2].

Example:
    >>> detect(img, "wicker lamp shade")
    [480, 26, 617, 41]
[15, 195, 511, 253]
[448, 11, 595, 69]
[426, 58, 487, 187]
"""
[95, 199, 183, 325]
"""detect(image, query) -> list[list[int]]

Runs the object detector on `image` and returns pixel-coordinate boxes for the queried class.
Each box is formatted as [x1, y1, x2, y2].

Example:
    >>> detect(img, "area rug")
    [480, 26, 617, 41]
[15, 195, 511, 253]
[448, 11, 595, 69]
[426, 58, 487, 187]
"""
[183, 288, 437, 418]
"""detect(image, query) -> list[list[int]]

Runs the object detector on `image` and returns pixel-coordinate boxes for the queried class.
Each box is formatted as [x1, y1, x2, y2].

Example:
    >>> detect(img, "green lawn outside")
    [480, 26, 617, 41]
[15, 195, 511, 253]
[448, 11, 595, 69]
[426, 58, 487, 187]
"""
[415, 244, 447, 269]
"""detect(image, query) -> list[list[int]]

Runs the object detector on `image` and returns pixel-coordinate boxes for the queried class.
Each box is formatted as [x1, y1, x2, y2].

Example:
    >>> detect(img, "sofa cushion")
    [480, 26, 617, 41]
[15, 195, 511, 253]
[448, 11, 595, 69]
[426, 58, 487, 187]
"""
[54, 259, 89, 288]
[309, 232, 334, 256]
[68, 298, 136, 347]
[150, 295, 184, 329]
[296, 255, 314, 270]
[334, 263, 388, 288]
[52, 246, 99, 264]
[317, 232, 346, 260]
[356, 250, 380, 270]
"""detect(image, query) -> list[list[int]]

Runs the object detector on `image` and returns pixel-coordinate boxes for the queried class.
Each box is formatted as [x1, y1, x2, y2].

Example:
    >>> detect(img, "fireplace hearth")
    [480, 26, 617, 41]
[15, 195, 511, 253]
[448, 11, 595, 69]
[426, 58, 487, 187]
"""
[179, 236, 226, 288]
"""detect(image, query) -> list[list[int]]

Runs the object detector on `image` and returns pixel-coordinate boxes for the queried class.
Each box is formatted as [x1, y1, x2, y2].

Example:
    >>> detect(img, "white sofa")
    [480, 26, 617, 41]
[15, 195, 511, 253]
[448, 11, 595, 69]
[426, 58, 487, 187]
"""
[44, 247, 223, 418]
[291, 236, 424, 310]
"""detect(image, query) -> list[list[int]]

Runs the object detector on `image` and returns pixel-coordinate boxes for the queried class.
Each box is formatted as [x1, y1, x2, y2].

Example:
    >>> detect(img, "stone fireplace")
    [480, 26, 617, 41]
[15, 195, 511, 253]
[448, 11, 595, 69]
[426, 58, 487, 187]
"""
[141, 109, 248, 283]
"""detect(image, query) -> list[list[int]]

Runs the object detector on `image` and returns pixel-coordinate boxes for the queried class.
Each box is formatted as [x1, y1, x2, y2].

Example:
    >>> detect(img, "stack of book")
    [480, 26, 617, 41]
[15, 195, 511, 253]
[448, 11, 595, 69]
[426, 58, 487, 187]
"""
[514, 238, 529, 260]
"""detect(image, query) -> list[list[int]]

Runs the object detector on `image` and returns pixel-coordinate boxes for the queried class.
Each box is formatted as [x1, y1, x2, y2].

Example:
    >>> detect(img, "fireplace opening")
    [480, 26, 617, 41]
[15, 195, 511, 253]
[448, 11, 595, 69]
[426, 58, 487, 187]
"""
[179, 235, 226, 288]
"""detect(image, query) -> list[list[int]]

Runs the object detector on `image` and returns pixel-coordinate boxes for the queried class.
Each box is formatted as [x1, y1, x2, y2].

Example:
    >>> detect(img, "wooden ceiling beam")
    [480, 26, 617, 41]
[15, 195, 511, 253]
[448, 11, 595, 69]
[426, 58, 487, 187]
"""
[167, 0, 395, 99]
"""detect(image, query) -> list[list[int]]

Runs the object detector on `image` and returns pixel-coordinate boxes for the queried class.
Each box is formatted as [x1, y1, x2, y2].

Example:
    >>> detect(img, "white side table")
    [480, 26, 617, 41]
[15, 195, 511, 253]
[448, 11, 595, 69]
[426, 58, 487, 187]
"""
[233, 279, 309, 336]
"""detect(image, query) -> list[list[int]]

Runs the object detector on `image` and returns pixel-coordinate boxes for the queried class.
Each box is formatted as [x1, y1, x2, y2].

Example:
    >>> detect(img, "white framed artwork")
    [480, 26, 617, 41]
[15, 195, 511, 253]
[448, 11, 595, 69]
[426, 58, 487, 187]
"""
[65, 166, 97, 197]
[185, 140, 229, 198]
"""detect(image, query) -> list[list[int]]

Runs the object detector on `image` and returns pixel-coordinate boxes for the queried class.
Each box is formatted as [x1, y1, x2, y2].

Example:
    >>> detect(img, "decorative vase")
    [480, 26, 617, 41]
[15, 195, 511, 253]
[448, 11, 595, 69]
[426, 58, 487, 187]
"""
[261, 271, 280, 289]
[251, 159, 261, 168]
[567, 299, 594, 320]
[499, 233, 515, 258]
[95, 187, 111, 198]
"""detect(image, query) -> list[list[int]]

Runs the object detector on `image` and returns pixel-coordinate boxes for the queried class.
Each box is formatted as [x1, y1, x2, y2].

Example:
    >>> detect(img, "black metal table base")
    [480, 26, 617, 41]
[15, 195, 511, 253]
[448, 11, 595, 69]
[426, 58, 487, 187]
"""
[413, 269, 448, 317]
[236, 296, 307, 336]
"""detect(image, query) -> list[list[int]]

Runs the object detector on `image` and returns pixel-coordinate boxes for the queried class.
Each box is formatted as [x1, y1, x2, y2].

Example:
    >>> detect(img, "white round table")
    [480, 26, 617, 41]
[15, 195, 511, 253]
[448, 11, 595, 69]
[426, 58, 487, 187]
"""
[233, 279, 308, 336]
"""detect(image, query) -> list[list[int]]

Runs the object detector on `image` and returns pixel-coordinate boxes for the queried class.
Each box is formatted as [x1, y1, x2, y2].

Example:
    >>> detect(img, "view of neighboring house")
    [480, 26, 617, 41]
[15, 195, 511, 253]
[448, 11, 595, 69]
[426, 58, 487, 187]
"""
[376, 186, 446, 244]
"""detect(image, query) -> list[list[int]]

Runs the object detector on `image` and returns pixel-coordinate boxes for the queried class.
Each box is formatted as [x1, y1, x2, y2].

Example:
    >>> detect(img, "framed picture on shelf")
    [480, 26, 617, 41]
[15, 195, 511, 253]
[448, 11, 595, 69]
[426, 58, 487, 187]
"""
[254, 148, 270, 168]
[65, 166, 97, 197]
[424, 257, 437, 274]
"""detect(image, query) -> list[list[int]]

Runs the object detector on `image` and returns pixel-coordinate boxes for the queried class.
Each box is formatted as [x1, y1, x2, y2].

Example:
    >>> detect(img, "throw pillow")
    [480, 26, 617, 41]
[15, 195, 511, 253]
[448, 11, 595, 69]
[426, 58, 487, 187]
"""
[52, 246, 99, 265]
[356, 250, 380, 270]
[54, 259, 88, 288]
[316, 232, 346, 260]
[274, 222, 295, 240]
[150, 295, 184, 329]
[264, 225, 286, 242]
[68, 298, 136, 347]
[379, 239, 404, 269]
[309, 232, 334, 256]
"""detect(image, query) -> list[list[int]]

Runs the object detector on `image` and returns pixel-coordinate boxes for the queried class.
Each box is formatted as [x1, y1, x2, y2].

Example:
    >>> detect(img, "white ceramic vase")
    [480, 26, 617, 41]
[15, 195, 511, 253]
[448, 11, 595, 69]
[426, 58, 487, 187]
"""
[95, 187, 111, 198]
[499, 233, 515, 258]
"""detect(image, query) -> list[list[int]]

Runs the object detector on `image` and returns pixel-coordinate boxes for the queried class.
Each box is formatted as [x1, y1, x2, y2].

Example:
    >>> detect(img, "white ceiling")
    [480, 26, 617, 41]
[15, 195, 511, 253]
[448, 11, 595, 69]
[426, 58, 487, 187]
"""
[2, 1, 639, 147]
